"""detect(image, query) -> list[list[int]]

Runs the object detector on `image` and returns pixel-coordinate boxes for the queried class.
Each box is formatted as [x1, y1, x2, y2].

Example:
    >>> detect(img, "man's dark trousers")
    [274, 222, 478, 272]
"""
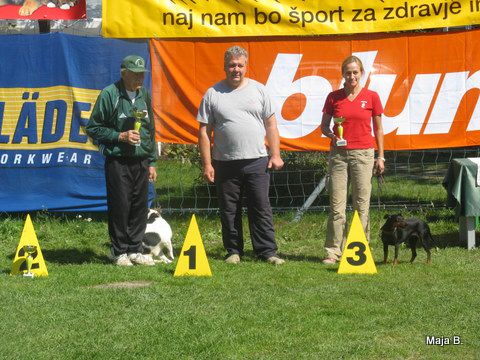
[105, 157, 149, 256]
[214, 156, 278, 259]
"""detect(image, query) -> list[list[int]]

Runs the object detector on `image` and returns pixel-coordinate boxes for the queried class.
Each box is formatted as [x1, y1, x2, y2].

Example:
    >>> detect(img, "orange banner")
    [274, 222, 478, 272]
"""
[151, 29, 480, 151]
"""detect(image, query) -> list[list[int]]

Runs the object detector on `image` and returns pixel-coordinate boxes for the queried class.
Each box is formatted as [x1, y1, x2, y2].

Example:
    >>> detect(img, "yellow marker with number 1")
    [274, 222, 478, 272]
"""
[174, 215, 212, 277]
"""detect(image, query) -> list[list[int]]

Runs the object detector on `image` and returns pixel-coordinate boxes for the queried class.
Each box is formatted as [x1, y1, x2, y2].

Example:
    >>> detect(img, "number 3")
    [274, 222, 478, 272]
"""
[346, 241, 367, 266]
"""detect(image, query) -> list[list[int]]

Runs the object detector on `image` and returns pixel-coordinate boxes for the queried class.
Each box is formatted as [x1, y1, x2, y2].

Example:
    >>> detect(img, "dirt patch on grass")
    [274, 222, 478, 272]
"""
[92, 281, 154, 289]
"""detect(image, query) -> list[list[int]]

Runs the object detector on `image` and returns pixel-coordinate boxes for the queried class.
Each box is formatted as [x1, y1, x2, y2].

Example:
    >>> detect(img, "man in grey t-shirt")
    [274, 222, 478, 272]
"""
[197, 45, 285, 265]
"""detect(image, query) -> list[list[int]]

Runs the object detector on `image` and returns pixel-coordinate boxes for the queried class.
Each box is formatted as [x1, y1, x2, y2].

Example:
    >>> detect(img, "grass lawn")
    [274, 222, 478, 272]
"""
[1, 209, 479, 360]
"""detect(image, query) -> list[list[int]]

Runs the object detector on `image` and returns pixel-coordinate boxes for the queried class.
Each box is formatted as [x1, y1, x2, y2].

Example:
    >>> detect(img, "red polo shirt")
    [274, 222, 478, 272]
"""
[323, 88, 383, 149]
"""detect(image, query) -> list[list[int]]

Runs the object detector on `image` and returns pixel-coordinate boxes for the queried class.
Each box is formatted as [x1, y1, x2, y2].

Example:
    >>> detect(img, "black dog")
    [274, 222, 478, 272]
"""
[380, 214, 434, 265]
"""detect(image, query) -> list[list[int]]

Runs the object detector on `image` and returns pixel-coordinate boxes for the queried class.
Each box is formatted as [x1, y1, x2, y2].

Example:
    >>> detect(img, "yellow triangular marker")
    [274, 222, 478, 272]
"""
[174, 214, 212, 277]
[11, 214, 49, 277]
[338, 211, 377, 274]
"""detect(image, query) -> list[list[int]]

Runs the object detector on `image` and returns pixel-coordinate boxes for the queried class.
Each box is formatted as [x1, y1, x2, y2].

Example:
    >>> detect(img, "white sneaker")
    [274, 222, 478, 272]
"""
[225, 254, 241, 264]
[128, 253, 155, 266]
[114, 254, 134, 266]
[266, 256, 285, 266]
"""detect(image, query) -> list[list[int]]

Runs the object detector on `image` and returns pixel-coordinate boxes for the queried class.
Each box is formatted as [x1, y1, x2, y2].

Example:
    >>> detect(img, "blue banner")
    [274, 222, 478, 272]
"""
[0, 33, 152, 212]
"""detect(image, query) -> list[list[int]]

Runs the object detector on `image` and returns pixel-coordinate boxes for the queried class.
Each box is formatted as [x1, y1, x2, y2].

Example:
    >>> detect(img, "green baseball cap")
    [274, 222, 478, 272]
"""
[121, 55, 148, 73]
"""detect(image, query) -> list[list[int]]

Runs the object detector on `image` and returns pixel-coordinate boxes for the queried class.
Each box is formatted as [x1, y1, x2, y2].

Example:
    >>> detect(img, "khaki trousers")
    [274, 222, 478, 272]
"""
[325, 148, 374, 260]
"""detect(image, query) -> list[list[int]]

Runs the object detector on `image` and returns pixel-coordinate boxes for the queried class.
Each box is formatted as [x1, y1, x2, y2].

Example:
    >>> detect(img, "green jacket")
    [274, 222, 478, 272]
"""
[86, 80, 157, 166]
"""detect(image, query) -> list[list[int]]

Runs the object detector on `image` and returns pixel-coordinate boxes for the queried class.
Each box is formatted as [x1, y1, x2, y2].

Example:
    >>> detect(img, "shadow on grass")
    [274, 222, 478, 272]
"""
[2, 248, 110, 274]
[39, 248, 110, 265]
[280, 254, 323, 263]
[186, 246, 325, 264]
[377, 231, 470, 251]
[434, 231, 471, 249]
[200, 248, 256, 261]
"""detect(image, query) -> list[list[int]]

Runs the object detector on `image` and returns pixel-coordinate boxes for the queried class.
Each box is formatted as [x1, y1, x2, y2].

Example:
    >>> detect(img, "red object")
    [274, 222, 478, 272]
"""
[323, 88, 383, 150]
[0, 2, 86, 20]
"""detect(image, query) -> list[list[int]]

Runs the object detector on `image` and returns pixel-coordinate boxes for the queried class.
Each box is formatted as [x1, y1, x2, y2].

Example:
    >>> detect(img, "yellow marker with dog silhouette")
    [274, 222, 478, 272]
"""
[174, 214, 211, 277]
[11, 214, 48, 277]
[338, 211, 377, 274]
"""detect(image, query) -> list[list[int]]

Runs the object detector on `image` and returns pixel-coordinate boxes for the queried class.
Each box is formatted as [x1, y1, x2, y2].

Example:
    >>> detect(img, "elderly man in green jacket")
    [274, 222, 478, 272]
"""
[86, 55, 158, 266]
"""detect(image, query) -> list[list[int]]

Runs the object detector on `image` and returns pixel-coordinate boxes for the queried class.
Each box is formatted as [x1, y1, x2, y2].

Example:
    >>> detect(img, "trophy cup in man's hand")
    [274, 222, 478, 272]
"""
[333, 117, 347, 147]
[131, 107, 146, 147]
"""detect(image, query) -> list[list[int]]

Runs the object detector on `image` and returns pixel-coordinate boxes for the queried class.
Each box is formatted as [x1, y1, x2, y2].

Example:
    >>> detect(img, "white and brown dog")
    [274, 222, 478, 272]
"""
[143, 208, 174, 264]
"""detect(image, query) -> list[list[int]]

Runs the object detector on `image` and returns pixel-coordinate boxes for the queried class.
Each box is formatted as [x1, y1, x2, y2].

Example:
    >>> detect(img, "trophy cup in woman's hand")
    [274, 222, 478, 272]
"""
[333, 117, 347, 147]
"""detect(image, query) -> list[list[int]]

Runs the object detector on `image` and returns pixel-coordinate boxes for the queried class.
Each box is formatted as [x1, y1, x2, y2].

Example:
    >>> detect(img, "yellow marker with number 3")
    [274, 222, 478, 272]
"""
[337, 211, 377, 274]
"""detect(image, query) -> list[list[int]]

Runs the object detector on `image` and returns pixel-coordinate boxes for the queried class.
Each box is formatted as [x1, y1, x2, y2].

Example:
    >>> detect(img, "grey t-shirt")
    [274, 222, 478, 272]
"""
[197, 79, 274, 161]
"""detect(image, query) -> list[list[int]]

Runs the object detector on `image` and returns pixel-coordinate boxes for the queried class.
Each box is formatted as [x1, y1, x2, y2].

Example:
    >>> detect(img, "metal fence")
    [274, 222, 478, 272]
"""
[153, 147, 480, 214]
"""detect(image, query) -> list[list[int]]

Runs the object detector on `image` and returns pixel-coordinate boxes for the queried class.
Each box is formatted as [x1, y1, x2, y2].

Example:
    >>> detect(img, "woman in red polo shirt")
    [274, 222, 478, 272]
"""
[320, 55, 385, 264]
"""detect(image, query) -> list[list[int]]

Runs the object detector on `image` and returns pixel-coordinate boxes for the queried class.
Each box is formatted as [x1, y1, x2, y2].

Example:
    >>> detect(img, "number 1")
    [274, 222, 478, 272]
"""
[183, 245, 196, 269]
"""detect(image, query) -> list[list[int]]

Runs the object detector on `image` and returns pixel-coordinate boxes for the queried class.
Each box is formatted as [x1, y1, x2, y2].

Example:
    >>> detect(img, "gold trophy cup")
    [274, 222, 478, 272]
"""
[22, 244, 37, 278]
[131, 108, 146, 147]
[333, 117, 347, 147]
